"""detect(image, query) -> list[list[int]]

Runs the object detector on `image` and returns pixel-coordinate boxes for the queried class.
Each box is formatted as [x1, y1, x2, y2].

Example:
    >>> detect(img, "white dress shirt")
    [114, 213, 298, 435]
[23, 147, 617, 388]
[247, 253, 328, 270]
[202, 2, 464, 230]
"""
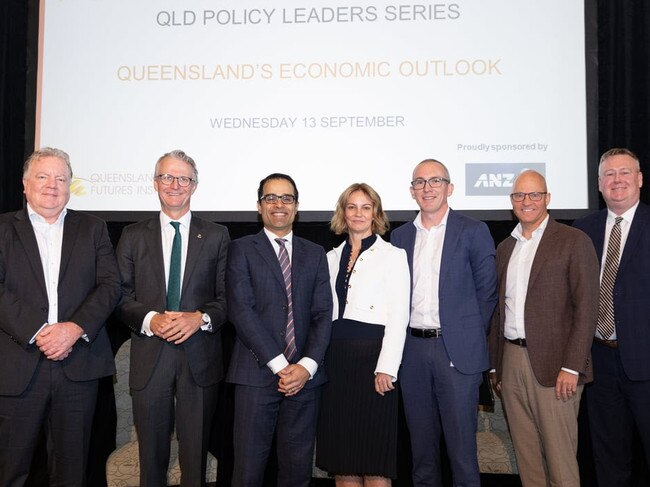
[262, 228, 318, 379]
[28, 205, 66, 342]
[504, 215, 548, 340]
[142, 211, 211, 335]
[410, 209, 449, 329]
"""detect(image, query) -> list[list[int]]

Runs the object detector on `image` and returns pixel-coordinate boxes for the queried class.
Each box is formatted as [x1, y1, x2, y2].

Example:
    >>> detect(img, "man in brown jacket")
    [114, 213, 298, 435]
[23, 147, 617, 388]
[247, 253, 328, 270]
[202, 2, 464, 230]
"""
[489, 170, 599, 487]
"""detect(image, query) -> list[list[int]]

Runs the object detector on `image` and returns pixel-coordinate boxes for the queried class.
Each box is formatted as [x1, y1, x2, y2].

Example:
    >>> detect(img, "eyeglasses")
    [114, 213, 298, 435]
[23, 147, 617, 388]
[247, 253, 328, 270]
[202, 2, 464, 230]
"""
[260, 194, 296, 204]
[155, 174, 196, 187]
[411, 177, 450, 190]
[510, 192, 548, 202]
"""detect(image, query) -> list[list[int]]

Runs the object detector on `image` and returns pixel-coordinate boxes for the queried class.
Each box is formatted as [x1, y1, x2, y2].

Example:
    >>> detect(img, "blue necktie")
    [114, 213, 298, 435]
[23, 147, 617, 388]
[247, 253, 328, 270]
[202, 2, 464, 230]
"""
[167, 221, 182, 311]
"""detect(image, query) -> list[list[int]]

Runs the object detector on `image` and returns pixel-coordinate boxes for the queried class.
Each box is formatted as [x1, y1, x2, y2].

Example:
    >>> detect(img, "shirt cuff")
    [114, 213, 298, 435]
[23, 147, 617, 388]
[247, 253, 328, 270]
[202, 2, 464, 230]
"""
[29, 322, 49, 344]
[200, 312, 212, 332]
[298, 357, 318, 379]
[267, 354, 290, 375]
[142, 311, 157, 337]
[561, 367, 579, 376]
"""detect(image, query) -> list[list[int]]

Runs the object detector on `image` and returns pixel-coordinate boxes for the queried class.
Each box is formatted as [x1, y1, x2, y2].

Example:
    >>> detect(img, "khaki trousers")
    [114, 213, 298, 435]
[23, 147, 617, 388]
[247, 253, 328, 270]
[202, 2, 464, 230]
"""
[501, 342, 582, 487]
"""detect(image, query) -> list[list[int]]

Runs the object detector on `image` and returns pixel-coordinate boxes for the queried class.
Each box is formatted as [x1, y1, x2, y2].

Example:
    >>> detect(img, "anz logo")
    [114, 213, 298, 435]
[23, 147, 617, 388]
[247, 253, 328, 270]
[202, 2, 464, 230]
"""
[465, 163, 546, 196]
[473, 173, 515, 188]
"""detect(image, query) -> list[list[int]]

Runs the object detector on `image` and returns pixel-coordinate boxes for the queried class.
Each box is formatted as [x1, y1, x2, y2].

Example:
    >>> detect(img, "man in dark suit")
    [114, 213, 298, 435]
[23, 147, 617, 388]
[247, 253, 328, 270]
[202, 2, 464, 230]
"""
[116, 150, 229, 487]
[573, 148, 650, 486]
[226, 173, 332, 487]
[0, 147, 120, 486]
[490, 170, 600, 487]
[391, 159, 497, 487]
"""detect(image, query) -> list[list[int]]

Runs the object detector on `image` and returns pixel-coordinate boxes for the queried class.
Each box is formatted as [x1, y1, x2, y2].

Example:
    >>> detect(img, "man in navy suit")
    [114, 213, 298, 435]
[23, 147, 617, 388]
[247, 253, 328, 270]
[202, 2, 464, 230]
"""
[116, 150, 229, 486]
[0, 147, 121, 486]
[226, 173, 332, 487]
[391, 159, 497, 487]
[573, 148, 650, 486]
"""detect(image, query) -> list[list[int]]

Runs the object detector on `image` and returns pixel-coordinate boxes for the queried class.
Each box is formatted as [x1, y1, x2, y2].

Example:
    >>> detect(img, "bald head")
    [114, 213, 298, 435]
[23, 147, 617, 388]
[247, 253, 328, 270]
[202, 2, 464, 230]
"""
[512, 170, 548, 193]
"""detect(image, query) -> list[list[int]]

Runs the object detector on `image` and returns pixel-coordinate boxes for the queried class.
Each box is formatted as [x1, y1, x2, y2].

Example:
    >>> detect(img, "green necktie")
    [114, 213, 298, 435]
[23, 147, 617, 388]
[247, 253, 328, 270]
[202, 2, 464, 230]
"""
[166, 221, 182, 311]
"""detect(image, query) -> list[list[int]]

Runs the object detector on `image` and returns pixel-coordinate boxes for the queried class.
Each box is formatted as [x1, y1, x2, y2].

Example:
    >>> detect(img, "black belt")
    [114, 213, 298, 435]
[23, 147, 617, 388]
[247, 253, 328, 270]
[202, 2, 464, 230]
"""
[409, 327, 442, 338]
[506, 337, 527, 347]
[594, 337, 618, 349]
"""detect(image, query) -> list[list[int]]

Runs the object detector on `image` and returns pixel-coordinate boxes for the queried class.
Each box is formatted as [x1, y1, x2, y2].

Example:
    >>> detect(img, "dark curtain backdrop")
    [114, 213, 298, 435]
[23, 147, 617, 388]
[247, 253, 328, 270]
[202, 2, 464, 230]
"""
[1, 2, 650, 486]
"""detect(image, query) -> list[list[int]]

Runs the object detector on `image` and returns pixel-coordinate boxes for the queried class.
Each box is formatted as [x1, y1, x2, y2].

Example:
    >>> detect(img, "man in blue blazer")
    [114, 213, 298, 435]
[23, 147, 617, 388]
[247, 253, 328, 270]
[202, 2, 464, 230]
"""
[116, 150, 229, 487]
[226, 173, 332, 487]
[573, 148, 650, 486]
[391, 159, 497, 487]
[0, 148, 120, 486]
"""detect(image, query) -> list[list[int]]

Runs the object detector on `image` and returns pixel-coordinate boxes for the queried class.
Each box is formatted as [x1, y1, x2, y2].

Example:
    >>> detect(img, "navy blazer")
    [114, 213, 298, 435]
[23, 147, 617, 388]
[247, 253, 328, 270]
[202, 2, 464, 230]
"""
[573, 202, 650, 381]
[116, 215, 229, 390]
[391, 210, 497, 374]
[0, 209, 120, 396]
[226, 230, 332, 388]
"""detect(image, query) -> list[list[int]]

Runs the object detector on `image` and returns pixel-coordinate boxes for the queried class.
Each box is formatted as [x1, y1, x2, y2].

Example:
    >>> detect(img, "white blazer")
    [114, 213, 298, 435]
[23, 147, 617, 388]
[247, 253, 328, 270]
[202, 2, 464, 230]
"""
[327, 235, 410, 379]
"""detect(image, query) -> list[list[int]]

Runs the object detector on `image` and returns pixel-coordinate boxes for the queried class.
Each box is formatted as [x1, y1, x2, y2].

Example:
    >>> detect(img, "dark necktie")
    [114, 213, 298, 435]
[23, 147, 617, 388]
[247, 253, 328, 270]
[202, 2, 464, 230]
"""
[167, 221, 182, 311]
[597, 216, 623, 339]
[276, 238, 296, 360]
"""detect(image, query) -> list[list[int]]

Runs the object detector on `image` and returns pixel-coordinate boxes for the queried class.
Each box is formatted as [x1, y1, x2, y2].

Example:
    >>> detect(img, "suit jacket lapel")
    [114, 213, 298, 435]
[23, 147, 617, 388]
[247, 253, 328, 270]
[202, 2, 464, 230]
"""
[146, 218, 167, 298]
[182, 217, 205, 295]
[59, 210, 80, 285]
[619, 203, 649, 274]
[527, 218, 558, 290]
[13, 209, 47, 297]
[498, 237, 516, 303]
[592, 209, 608, 261]
[440, 210, 461, 286]
[253, 230, 286, 288]
[290, 237, 306, 296]
[402, 223, 417, 275]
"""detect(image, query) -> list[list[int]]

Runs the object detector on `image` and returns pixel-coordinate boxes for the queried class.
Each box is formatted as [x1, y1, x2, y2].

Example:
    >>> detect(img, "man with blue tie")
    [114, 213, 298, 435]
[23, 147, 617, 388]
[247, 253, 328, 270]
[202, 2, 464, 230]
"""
[391, 159, 497, 487]
[573, 148, 650, 486]
[116, 150, 230, 486]
[226, 173, 332, 487]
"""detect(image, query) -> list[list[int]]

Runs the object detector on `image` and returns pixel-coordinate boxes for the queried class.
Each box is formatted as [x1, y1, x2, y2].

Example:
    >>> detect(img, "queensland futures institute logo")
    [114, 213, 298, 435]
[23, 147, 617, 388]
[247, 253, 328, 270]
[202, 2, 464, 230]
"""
[465, 163, 546, 196]
[68, 173, 155, 197]
[70, 178, 88, 196]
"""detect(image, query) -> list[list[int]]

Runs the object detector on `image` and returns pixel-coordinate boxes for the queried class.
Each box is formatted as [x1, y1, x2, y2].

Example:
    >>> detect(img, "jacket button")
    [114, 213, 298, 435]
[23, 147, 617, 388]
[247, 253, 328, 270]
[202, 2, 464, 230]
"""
[370, 305, 374, 309]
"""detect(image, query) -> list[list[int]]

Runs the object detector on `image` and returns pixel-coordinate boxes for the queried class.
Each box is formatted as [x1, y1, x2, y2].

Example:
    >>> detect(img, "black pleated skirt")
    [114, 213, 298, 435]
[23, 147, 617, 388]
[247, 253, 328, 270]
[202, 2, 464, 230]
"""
[316, 319, 398, 478]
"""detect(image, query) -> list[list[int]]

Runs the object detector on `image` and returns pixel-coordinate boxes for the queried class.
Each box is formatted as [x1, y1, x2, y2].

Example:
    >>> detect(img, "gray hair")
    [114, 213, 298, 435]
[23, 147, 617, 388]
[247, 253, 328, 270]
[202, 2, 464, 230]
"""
[155, 150, 199, 182]
[23, 147, 73, 179]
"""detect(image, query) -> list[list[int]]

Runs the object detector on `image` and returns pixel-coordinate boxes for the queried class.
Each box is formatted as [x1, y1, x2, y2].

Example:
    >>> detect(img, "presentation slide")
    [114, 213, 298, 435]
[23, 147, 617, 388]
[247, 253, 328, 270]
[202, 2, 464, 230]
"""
[36, 0, 591, 216]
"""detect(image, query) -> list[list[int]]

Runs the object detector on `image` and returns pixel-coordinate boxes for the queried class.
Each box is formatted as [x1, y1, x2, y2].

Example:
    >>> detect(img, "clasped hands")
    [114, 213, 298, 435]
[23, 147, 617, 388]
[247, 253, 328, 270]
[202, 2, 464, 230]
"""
[151, 310, 202, 344]
[277, 364, 310, 397]
[35, 321, 84, 361]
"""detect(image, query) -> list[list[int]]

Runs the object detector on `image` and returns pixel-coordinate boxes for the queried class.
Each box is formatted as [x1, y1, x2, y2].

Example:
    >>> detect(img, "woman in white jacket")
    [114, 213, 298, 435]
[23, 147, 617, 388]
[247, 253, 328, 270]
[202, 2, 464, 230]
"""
[316, 183, 410, 487]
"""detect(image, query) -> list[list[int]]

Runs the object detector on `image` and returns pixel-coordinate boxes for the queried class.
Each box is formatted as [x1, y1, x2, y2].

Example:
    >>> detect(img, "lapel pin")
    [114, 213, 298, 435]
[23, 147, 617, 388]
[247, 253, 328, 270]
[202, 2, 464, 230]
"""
[197, 233, 203, 239]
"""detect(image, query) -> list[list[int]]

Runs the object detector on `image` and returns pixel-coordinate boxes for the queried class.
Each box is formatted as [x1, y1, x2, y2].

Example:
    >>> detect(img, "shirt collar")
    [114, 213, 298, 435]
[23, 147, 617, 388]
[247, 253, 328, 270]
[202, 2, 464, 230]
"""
[160, 210, 192, 229]
[511, 214, 550, 242]
[27, 203, 67, 226]
[263, 227, 293, 245]
[413, 207, 450, 231]
[607, 201, 639, 224]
